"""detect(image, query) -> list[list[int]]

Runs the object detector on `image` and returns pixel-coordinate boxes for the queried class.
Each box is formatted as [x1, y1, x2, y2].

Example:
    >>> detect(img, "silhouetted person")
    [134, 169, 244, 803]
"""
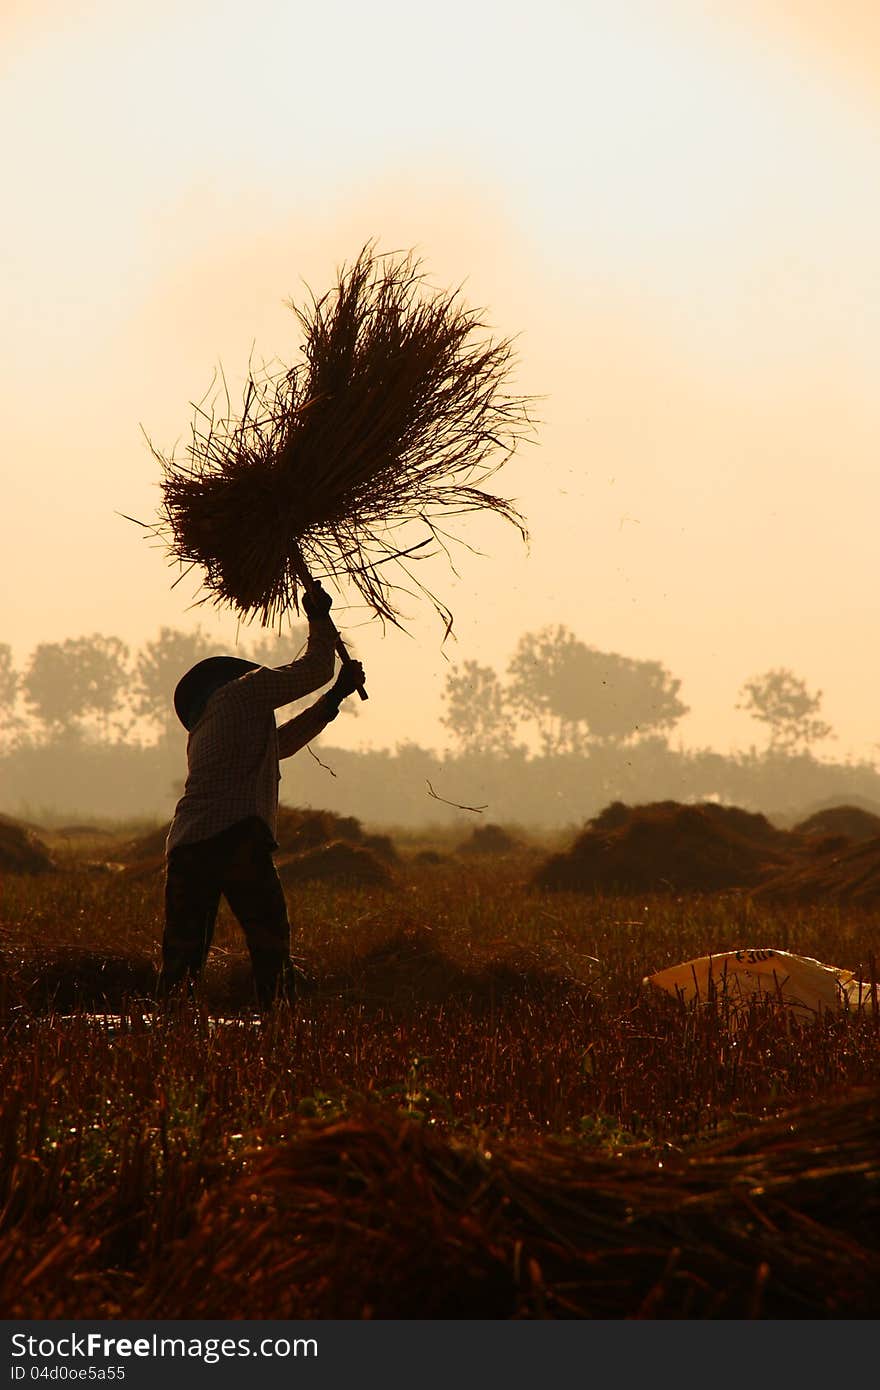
[158, 582, 364, 1009]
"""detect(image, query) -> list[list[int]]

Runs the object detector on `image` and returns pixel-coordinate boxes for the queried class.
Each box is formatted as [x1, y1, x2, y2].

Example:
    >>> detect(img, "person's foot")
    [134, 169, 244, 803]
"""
[253, 957, 313, 1009]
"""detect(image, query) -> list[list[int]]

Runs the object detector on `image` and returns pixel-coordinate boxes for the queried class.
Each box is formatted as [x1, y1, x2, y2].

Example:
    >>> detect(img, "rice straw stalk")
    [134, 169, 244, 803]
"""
[152, 244, 536, 681]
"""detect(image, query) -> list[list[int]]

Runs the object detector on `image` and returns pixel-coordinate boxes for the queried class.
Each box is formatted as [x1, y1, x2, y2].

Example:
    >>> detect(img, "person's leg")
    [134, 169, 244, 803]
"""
[158, 840, 222, 998]
[220, 821, 295, 1009]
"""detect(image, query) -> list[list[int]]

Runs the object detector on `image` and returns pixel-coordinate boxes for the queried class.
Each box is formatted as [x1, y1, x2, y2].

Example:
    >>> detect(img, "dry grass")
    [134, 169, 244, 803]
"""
[155, 245, 534, 628]
[1, 836, 879, 1317]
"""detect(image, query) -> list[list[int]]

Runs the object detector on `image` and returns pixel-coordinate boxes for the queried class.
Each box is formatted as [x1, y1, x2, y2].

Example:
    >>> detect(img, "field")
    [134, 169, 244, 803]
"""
[1, 818, 879, 1319]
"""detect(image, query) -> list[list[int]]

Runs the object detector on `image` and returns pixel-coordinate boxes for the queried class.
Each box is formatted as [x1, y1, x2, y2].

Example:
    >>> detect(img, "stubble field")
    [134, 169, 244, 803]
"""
[1, 825, 878, 1319]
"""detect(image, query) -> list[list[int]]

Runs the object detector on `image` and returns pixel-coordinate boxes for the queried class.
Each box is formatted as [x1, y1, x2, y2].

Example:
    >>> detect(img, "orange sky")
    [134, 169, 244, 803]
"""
[3, 1, 878, 760]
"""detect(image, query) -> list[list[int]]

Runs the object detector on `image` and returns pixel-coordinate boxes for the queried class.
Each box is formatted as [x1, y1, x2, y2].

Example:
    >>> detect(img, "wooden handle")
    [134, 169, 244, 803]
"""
[291, 548, 368, 701]
[332, 628, 369, 702]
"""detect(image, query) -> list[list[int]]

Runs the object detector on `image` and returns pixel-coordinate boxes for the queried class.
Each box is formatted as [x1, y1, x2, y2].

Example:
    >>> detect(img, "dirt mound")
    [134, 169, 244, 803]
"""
[589, 800, 787, 848]
[320, 930, 573, 1009]
[276, 806, 396, 862]
[753, 836, 880, 907]
[278, 841, 393, 889]
[794, 805, 880, 844]
[699, 802, 791, 847]
[534, 801, 791, 895]
[457, 823, 520, 856]
[0, 818, 54, 874]
[587, 801, 634, 833]
[57, 824, 114, 838]
[118, 808, 396, 867]
[119, 823, 170, 863]
[1, 948, 155, 1012]
[112, 823, 169, 882]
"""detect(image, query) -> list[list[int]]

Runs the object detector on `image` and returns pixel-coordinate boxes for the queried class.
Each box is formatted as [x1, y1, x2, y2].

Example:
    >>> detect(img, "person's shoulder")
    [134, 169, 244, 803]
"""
[204, 671, 268, 715]
[227, 665, 272, 691]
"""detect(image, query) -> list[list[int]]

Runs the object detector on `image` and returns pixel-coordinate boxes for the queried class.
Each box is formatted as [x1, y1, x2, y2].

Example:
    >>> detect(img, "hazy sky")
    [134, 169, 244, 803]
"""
[3, 0, 878, 760]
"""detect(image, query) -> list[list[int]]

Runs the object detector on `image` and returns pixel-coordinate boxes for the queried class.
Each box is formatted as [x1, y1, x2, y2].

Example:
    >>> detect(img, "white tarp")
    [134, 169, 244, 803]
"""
[643, 948, 877, 1021]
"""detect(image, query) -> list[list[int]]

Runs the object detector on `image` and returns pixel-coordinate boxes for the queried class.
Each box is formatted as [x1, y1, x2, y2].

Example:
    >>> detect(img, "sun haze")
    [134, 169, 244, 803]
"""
[3, 0, 878, 758]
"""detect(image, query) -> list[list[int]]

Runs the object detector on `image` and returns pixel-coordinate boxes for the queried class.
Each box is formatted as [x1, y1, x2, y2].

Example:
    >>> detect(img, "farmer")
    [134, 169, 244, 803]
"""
[158, 581, 365, 1008]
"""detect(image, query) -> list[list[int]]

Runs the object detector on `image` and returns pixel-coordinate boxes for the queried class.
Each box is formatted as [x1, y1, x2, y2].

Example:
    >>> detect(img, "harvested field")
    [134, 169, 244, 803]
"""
[1, 819, 879, 1318]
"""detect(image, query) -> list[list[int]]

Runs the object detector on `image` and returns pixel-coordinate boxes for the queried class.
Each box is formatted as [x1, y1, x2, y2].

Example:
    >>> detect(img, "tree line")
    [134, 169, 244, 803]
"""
[441, 625, 834, 757]
[0, 623, 835, 757]
[0, 627, 308, 747]
[1, 623, 861, 826]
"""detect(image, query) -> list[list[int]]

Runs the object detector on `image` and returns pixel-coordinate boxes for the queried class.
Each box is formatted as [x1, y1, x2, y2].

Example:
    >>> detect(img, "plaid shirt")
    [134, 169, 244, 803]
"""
[166, 617, 337, 854]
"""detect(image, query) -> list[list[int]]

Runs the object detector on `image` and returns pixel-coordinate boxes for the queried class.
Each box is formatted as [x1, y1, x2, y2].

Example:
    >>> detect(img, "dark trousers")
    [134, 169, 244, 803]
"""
[160, 817, 294, 1008]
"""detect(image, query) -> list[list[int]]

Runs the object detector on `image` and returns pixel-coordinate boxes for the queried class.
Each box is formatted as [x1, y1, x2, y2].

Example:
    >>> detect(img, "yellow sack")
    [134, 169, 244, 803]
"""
[643, 948, 877, 1021]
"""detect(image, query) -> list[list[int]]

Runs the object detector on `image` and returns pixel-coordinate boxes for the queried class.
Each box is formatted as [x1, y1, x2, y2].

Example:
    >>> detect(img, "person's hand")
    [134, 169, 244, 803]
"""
[332, 659, 365, 701]
[302, 580, 333, 619]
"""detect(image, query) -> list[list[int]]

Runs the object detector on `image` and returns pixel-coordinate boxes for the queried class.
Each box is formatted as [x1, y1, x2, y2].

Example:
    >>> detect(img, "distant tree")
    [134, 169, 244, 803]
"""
[0, 644, 22, 745]
[132, 622, 325, 742]
[441, 660, 516, 755]
[243, 626, 308, 669]
[133, 627, 222, 741]
[507, 626, 688, 754]
[737, 668, 834, 752]
[23, 635, 130, 739]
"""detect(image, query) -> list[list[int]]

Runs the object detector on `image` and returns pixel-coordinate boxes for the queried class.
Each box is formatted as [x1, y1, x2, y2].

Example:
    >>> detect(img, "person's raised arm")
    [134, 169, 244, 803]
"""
[229, 582, 339, 713]
[277, 659, 366, 758]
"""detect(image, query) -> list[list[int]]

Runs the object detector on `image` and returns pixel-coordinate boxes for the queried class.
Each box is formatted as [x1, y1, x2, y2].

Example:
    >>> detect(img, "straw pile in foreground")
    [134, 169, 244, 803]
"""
[140, 1089, 879, 1318]
[156, 245, 533, 627]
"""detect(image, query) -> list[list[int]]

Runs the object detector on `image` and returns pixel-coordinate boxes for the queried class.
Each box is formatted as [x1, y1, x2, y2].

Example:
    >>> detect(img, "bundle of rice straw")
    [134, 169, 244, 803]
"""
[153, 244, 534, 634]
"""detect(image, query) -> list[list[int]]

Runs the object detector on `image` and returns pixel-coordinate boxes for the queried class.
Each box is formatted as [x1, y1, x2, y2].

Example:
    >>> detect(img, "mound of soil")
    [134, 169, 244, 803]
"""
[457, 823, 520, 856]
[119, 823, 170, 863]
[699, 801, 792, 848]
[276, 806, 396, 862]
[794, 805, 880, 844]
[534, 801, 792, 895]
[2, 947, 155, 1012]
[118, 808, 397, 868]
[0, 817, 54, 875]
[589, 800, 788, 849]
[57, 824, 115, 838]
[753, 836, 880, 908]
[119, 857, 165, 885]
[111, 824, 169, 882]
[278, 841, 393, 890]
[320, 930, 573, 1009]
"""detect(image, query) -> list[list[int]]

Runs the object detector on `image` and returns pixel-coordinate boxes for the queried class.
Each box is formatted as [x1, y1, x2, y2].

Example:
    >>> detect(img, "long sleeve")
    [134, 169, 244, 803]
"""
[167, 618, 340, 852]
[277, 693, 338, 759]
[227, 617, 337, 714]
